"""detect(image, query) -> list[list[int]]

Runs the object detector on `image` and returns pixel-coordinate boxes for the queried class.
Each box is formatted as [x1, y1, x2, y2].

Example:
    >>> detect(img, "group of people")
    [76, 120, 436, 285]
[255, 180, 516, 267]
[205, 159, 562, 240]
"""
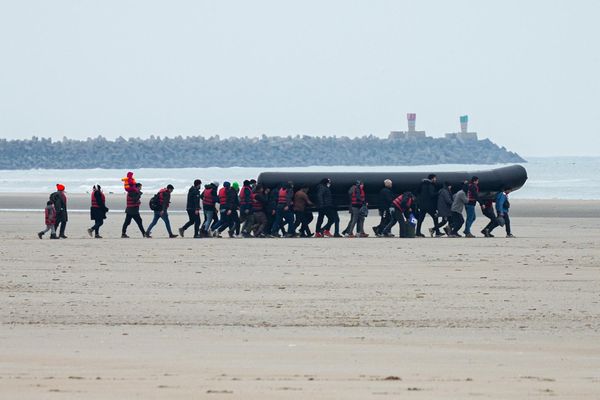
[37, 172, 514, 239]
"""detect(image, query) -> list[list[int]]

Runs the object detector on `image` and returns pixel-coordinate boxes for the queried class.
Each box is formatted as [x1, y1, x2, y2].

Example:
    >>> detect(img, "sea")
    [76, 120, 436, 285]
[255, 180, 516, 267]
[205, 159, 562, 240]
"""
[1, 157, 599, 200]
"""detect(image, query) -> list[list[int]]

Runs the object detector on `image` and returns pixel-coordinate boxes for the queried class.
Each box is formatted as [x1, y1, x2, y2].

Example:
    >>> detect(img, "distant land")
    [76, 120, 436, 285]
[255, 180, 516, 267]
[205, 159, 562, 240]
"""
[0, 135, 525, 169]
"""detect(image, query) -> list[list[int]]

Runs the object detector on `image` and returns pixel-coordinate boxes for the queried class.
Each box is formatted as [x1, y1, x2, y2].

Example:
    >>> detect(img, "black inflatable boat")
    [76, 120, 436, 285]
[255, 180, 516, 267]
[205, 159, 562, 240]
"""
[257, 165, 527, 210]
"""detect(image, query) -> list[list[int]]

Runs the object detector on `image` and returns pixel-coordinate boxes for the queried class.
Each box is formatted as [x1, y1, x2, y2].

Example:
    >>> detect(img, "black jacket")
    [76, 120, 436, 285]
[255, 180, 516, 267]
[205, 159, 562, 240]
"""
[378, 187, 395, 210]
[90, 190, 108, 220]
[315, 184, 333, 208]
[186, 186, 201, 210]
[50, 191, 68, 222]
[417, 179, 438, 212]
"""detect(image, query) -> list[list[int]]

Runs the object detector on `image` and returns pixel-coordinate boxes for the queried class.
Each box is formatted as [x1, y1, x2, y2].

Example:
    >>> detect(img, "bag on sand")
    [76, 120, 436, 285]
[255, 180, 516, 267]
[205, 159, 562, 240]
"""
[496, 215, 505, 227]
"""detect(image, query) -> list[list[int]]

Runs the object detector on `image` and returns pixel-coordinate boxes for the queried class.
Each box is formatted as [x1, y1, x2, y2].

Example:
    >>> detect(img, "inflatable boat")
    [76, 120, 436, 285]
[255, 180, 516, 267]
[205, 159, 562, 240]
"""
[257, 165, 527, 210]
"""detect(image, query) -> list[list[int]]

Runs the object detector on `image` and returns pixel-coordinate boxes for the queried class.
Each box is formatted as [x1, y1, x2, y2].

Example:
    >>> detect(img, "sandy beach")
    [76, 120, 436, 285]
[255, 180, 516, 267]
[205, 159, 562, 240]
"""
[1, 199, 599, 398]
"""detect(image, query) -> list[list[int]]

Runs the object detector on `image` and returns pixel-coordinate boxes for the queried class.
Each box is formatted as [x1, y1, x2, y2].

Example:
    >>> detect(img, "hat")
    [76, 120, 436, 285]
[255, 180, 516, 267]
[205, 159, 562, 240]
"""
[56, 184, 65, 191]
[223, 181, 231, 188]
[211, 180, 219, 187]
[232, 182, 239, 190]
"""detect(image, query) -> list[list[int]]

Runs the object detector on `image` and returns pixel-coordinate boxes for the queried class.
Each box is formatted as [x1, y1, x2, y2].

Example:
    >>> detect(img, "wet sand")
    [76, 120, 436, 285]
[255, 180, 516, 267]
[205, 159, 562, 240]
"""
[0, 201, 599, 398]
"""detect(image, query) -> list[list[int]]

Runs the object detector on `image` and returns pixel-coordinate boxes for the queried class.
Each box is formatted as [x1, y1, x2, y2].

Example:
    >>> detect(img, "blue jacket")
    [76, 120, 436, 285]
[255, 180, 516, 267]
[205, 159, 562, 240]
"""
[495, 192, 509, 215]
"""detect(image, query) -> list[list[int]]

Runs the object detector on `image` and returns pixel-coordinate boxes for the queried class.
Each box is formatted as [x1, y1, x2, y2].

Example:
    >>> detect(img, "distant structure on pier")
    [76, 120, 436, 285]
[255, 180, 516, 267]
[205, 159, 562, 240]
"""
[389, 113, 427, 139]
[445, 115, 478, 141]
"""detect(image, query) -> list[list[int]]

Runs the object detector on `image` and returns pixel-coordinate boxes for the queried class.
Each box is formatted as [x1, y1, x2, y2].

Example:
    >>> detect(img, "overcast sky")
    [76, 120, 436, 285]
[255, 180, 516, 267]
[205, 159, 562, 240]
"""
[0, 1, 598, 156]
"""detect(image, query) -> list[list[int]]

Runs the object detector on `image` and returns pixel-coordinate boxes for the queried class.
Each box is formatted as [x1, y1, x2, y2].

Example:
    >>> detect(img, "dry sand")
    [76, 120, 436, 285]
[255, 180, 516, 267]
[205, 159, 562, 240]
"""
[1, 200, 599, 398]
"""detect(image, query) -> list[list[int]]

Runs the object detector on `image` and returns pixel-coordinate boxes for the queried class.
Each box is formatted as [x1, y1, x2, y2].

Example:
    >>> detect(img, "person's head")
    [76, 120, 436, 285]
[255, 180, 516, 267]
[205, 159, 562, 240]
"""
[428, 174, 437, 183]
[250, 179, 257, 186]
[166, 184, 174, 192]
[444, 181, 451, 190]
[243, 180, 250, 187]
[470, 176, 479, 184]
[95, 184, 102, 191]
[223, 181, 231, 188]
[46, 200, 52, 206]
[127, 171, 134, 178]
[56, 184, 65, 191]
[320, 178, 331, 186]
[504, 187, 512, 194]
[194, 179, 202, 187]
[232, 182, 239, 191]
[136, 183, 142, 189]
[384, 179, 392, 188]
[211, 180, 219, 188]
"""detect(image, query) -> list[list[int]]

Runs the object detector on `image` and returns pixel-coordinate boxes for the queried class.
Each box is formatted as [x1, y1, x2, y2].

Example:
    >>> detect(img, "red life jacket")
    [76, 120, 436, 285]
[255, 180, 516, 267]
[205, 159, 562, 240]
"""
[278, 188, 288, 205]
[126, 192, 140, 208]
[251, 192, 264, 211]
[202, 188, 215, 206]
[239, 186, 252, 206]
[158, 188, 169, 208]
[392, 194, 412, 211]
[218, 187, 227, 205]
[91, 190, 105, 208]
[351, 185, 365, 206]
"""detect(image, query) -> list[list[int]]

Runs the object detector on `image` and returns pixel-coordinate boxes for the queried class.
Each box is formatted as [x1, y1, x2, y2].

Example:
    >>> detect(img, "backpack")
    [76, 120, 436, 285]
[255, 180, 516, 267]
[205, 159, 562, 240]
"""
[149, 193, 161, 211]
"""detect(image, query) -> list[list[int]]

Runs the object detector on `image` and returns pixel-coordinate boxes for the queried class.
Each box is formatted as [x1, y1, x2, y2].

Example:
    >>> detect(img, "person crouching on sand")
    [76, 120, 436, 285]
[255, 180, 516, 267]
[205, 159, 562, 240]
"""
[38, 200, 58, 239]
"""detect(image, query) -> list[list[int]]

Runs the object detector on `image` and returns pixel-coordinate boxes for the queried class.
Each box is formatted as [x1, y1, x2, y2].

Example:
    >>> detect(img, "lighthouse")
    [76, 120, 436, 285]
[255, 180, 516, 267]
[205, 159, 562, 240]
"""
[389, 113, 427, 139]
[445, 115, 478, 141]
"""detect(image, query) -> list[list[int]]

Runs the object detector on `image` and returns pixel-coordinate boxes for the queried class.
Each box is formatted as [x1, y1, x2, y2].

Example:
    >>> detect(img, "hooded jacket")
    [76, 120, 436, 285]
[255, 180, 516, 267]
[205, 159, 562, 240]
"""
[315, 183, 333, 208]
[378, 187, 395, 210]
[186, 185, 201, 211]
[417, 179, 438, 211]
[437, 187, 454, 218]
[451, 190, 468, 214]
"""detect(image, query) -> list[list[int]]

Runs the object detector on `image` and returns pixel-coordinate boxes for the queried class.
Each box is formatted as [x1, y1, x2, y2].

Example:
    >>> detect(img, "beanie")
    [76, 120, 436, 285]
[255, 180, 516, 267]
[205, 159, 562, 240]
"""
[223, 181, 230, 188]
[56, 184, 65, 191]
[232, 182, 239, 190]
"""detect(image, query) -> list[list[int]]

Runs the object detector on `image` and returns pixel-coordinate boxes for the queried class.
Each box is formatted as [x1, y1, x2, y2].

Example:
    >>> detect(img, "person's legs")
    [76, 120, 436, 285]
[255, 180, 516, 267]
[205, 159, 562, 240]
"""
[93, 218, 104, 235]
[284, 209, 295, 235]
[332, 209, 340, 235]
[146, 211, 161, 235]
[132, 214, 145, 235]
[181, 210, 196, 232]
[304, 211, 314, 235]
[429, 211, 442, 235]
[271, 207, 283, 235]
[193, 213, 201, 236]
[122, 214, 133, 235]
[382, 208, 398, 235]
[160, 212, 174, 236]
[315, 209, 325, 233]
[203, 210, 214, 232]
[217, 211, 231, 233]
[451, 212, 465, 235]
[465, 205, 476, 234]
[505, 214, 512, 236]
[416, 207, 426, 235]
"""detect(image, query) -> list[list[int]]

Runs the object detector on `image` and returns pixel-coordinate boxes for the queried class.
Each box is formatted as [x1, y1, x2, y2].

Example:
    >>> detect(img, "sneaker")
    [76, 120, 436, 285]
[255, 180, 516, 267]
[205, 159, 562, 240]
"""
[359, 233, 369, 238]
[314, 232, 323, 238]
[193, 235, 202, 239]
[228, 231, 234, 238]
[95, 235, 103, 239]
[37, 232, 43, 239]
[121, 234, 129, 238]
[333, 233, 343, 238]
[453, 233, 463, 238]
[169, 234, 178, 238]
[435, 231, 445, 237]
[506, 234, 515, 238]
[372, 227, 379, 236]
[59, 235, 68, 239]
[87, 228, 93, 237]
[481, 229, 490, 238]
[50, 234, 59, 240]
[145, 233, 152, 238]
[344, 233, 355, 238]
[428, 228, 435, 237]
[465, 233, 476, 238]
[384, 233, 395, 238]
[179, 228, 185, 238]
[416, 233, 425, 238]
[323, 230, 332, 237]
